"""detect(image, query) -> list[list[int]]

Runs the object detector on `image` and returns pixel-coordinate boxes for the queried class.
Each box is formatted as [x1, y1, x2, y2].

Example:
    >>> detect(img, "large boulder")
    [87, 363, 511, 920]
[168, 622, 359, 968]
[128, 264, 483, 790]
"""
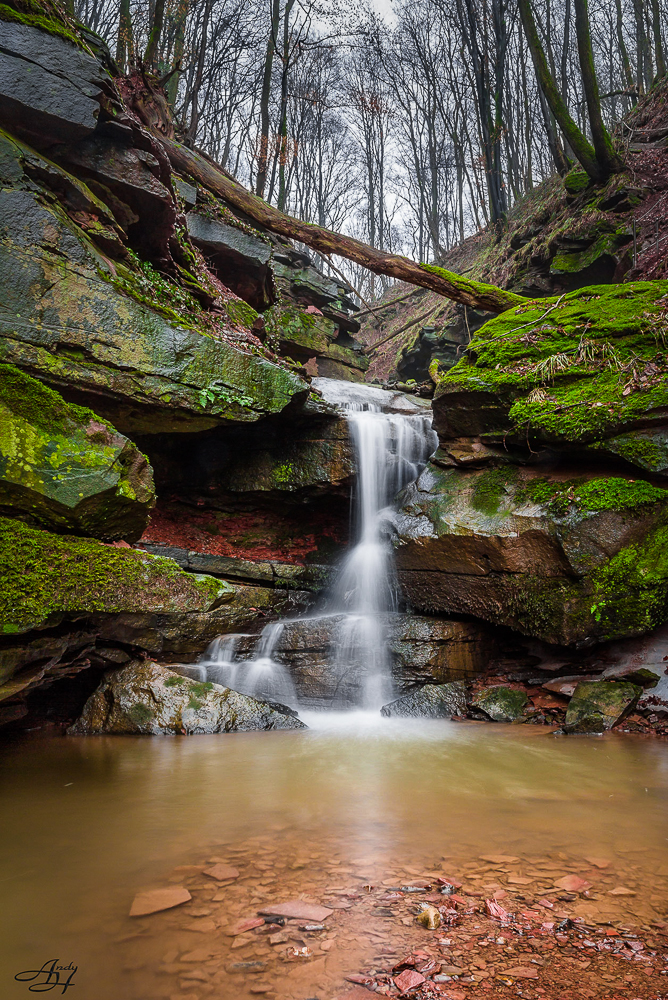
[395, 463, 668, 645]
[0, 364, 154, 539]
[68, 660, 306, 734]
[0, 19, 109, 147]
[0, 129, 307, 434]
[380, 682, 466, 718]
[472, 685, 528, 722]
[564, 680, 641, 733]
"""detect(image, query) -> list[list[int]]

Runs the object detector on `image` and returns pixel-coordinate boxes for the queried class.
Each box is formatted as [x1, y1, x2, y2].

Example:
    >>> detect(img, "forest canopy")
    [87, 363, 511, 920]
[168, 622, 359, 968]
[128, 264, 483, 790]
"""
[74, 0, 666, 297]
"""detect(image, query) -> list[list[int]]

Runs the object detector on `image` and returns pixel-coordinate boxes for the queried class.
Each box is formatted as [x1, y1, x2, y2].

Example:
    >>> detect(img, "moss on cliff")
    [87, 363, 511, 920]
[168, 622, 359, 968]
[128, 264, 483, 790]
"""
[590, 523, 668, 637]
[0, 516, 233, 633]
[437, 281, 668, 450]
[0, 1, 85, 50]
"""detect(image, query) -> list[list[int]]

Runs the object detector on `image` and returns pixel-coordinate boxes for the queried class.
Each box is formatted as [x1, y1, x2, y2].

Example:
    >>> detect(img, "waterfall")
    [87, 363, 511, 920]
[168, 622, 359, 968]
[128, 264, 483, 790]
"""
[195, 379, 437, 711]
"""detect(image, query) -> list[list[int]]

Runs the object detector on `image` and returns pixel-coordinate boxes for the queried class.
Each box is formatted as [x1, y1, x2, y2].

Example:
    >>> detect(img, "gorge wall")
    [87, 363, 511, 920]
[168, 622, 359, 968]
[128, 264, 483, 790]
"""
[1, 1, 668, 736]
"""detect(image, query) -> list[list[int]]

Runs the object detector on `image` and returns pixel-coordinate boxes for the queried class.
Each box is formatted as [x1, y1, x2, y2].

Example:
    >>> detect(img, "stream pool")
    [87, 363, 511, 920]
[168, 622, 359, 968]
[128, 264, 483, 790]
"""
[1, 717, 667, 999]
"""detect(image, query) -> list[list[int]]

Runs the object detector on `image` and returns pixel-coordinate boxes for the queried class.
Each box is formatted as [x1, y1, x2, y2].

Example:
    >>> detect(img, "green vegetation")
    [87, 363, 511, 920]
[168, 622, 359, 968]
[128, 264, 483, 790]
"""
[0, 363, 101, 435]
[517, 476, 668, 515]
[438, 281, 668, 449]
[564, 169, 590, 195]
[0, 1, 85, 50]
[0, 517, 231, 633]
[470, 466, 518, 515]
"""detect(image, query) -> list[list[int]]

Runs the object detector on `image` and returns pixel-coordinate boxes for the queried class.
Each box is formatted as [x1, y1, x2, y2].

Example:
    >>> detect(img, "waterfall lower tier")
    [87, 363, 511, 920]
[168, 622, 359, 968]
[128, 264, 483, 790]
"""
[193, 379, 437, 711]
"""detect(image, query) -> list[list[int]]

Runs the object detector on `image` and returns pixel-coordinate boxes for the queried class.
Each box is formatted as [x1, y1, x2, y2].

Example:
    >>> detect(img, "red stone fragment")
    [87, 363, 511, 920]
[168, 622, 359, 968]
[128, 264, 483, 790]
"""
[485, 898, 509, 920]
[393, 969, 426, 994]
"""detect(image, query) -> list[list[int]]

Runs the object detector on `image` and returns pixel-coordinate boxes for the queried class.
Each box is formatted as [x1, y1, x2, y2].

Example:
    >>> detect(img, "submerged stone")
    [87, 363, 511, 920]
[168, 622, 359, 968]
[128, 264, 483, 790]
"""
[68, 660, 306, 735]
[472, 686, 528, 722]
[380, 682, 466, 719]
[564, 680, 641, 733]
[0, 364, 154, 540]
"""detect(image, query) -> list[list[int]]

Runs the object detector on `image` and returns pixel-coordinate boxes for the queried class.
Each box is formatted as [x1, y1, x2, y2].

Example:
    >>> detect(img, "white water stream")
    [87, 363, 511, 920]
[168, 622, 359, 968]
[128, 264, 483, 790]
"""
[192, 379, 437, 711]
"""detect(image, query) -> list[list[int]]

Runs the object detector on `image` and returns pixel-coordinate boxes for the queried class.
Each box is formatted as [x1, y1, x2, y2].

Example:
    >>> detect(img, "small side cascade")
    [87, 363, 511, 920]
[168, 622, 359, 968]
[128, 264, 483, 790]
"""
[195, 379, 437, 711]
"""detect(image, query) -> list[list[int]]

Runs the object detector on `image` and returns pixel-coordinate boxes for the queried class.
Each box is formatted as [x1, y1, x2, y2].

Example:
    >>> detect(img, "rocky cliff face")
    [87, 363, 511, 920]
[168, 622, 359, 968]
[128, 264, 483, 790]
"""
[2, 2, 668, 736]
[0, 5, 361, 727]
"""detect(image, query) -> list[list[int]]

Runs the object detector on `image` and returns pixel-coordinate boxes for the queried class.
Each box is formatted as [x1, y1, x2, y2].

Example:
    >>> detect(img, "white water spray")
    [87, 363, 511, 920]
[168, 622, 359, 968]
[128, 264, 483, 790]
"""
[195, 379, 437, 710]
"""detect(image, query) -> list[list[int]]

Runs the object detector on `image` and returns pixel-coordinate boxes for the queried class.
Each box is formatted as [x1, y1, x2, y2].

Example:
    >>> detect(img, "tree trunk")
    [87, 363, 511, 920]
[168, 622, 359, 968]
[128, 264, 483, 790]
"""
[165, 0, 189, 107]
[144, 0, 166, 70]
[651, 0, 666, 78]
[256, 0, 281, 199]
[518, 0, 602, 180]
[156, 135, 526, 313]
[116, 0, 135, 73]
[573, 0, 624, 176]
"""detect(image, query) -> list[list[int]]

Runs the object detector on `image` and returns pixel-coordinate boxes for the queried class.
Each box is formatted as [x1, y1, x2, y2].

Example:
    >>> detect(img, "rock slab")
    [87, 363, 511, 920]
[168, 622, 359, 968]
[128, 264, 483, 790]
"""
[472, 686, 528, 722]
[564, 680, 641, 733]
[380, 682, 466, 718]
[68, 661, 306, 734]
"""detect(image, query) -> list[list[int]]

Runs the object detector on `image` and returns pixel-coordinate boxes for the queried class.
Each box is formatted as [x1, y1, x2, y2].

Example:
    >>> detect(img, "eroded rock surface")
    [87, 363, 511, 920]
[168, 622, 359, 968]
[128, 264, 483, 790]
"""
[68, 660, 305, 734]
[564, 680, 641, 733]
[380, 682, 466, 718]
[0, 364, 154, 539]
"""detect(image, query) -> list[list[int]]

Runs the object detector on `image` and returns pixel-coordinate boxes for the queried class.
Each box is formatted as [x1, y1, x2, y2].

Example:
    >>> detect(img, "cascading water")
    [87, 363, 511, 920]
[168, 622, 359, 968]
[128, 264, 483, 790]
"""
[194, 379, 437, 712]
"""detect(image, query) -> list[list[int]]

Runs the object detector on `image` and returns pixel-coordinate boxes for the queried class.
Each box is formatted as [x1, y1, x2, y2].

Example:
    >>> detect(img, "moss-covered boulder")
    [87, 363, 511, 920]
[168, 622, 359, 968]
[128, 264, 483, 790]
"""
[68, 660, 306, 734]
[432, 282, 668, 474]
[380, 682, 466, 719]
[0, 364, 154, 539]
[0, 516, 234, 635]
[0, 129, 307, 434]
[472, 686, 528, 722]
[395, 464, 668, 644]
[564, 679, 641, 733]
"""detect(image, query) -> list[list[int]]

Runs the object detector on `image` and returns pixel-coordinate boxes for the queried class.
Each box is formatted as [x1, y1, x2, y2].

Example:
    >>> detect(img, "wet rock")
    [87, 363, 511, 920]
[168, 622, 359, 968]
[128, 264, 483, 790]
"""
[472, 686, 528, 722]
[0, 364, 154, 540]
[0, 132, 307, 435]
[0, 21, 108, 147]
[396, 463, 668, 645]
[257, 901, 332, 921]
[68, 660, 305, 734]
[129, 886, 191, 916]
[0, 516, 232, 636]
[380, 682, 466, 719]
[416, 904, 441, 928]
[564, 680, 641, 733]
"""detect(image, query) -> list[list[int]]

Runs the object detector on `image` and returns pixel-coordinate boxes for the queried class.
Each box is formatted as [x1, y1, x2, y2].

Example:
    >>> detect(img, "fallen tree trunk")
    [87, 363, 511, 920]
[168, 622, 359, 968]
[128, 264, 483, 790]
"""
[157, 137, 526, 315]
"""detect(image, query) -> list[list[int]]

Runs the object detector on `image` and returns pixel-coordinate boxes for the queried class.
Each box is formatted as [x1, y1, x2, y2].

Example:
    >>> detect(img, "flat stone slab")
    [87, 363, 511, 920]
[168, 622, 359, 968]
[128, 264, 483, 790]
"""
[257, 901, 333, 921]
[129, 886, 191, 916]
[203, 864, 240, 881]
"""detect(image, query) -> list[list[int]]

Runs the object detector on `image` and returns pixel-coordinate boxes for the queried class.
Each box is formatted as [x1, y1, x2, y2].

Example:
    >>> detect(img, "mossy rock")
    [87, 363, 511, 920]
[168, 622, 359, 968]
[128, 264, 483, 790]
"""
[0, 129, 307, 433]
[564, 680, 641, 733]
[68, 660, 306, 734]
[380, 682, 467, 718]
[472, 686, 528, 722]
[433, 281, 668, 464]
[563, 169, 590, 196]
[0, 364, 154, 539]
[0, 516, 234, 634]
[395, 463, 668, 644]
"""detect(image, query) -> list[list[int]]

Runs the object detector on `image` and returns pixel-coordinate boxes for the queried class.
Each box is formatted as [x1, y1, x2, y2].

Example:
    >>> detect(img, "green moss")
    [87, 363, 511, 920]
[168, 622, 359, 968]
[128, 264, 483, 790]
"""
[573, 478, 668, 511]
[590, 523, 668, 637]
[0, 363, 100, 435]
[470, 466, 518, 515]
[419, 263, 526, 308]
[189, 681, 213, 697]
[164, 676, 185, 687]
[187, 697, 203, 710]
[225, 298, 258, 329]
[0, 2, 85, 49]
[438, 280, 668, 450]
[564, 169, 590, 195]
[127, 702, 154, 725]
[0, 516, 231, 633]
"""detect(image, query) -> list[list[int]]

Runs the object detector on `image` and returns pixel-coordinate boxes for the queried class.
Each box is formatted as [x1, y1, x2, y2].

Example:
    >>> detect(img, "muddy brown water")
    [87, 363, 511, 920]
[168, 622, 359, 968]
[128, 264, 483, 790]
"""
[1, 716, 667, 1000]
